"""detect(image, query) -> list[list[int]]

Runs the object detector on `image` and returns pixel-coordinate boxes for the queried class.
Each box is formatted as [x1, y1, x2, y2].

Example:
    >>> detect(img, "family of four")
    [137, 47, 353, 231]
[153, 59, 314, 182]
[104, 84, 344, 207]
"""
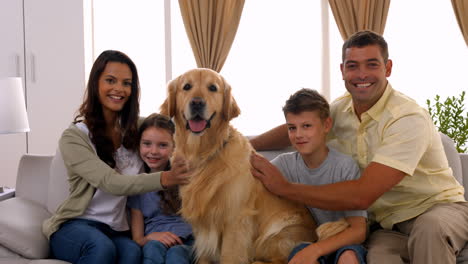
[42, 30, 468, 264]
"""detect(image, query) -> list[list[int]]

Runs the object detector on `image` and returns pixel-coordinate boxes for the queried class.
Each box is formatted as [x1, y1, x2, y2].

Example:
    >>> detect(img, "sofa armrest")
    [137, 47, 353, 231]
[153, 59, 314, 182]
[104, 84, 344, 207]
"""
[16, 154, 54, 207]
[0, 188, 15, 202]
[460, 153, 468, 200]
[0, 197, 51, 259]
[258, 147, 294, 161]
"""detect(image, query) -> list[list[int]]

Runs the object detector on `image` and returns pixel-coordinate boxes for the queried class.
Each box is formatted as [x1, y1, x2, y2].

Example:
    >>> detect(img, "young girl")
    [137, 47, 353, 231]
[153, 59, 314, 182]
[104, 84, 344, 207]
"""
[43, 50, 191, 264]
[128, 113, 194, 264]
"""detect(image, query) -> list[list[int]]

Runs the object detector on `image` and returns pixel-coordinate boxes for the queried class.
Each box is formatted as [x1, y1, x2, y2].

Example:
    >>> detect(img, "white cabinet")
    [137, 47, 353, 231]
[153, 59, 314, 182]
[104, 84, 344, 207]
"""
[0, 0, 89, 187]
[0, 0, 28, 188]
[0, 1, 25, 78]
[23, 0, 87, 154]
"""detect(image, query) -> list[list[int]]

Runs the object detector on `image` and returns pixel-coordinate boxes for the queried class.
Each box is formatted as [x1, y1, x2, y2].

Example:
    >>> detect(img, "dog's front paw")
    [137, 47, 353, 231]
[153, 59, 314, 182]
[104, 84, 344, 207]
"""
[316, 218, 350, 241]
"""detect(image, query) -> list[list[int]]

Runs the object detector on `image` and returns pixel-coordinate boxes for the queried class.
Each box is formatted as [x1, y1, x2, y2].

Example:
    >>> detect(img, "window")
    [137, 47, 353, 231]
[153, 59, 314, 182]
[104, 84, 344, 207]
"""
[93, 1, 166, 116]
[328, 1, 468, 108]
[172, 0, 324, 135]
[93, 1, 467, 135]
[385, 0, 468, 107]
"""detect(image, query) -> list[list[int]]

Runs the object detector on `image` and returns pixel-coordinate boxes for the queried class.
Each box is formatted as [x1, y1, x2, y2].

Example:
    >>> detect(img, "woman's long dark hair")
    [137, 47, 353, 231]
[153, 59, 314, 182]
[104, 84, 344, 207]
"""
[74, 50, 140, 168]
[139, 113, 181, 216]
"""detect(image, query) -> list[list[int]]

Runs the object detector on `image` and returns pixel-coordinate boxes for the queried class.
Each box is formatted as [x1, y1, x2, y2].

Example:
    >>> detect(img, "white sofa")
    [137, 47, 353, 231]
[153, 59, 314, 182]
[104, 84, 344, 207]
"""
[0, 133, 467, 263]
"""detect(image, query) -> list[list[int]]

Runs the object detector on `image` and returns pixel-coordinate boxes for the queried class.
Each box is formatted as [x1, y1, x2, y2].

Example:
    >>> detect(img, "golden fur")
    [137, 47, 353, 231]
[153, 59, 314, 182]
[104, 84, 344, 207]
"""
[316, 218, 350, 241]
[160, 68, 318, 264]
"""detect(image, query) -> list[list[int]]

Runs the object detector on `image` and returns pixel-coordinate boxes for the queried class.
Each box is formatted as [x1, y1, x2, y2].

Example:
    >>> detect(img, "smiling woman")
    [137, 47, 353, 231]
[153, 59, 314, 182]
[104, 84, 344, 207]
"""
[76, 51, 141, 167]
[98, 62, 133, 126]
[43, 50, 192, 264]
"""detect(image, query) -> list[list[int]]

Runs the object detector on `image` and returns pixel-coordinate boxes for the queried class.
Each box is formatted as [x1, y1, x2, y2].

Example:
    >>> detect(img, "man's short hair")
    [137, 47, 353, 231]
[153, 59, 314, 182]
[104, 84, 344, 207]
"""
[282, 88, 330, 120]
[342, 30, 389, 63]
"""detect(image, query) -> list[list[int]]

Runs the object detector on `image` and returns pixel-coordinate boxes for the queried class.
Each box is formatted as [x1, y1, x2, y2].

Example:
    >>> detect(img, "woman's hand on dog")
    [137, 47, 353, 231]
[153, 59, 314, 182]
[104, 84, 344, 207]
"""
[250, 152, 291, 196]
[161, 155, 192, 188]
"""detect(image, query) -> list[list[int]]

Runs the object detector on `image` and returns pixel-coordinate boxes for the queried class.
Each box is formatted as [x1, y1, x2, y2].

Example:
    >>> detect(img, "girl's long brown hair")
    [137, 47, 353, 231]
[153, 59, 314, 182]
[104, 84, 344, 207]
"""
[139, 113, 181, 215]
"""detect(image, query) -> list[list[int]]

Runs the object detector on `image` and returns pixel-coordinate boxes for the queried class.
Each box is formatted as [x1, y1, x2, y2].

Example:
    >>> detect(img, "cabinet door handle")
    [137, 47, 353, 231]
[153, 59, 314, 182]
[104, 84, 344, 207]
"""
[30, 54, 36, 83]
[15, 54, 21, 77]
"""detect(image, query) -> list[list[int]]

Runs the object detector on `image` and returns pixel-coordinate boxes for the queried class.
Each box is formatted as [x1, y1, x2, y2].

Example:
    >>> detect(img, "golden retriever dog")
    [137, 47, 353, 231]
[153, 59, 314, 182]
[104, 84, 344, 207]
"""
[160, 68, 317, 264]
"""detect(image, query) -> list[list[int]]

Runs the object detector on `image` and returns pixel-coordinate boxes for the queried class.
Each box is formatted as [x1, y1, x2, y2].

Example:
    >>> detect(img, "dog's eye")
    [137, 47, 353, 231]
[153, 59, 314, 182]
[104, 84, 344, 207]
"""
[208, 84, 217, 92]
[183, 83, 192, 91]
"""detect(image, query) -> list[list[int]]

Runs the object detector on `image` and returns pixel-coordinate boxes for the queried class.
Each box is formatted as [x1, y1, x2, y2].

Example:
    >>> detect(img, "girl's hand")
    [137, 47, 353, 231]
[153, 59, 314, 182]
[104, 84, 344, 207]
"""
[161, 155, 191, 187]
[288, 244, 321, 264]
[146, 231, 183, 247]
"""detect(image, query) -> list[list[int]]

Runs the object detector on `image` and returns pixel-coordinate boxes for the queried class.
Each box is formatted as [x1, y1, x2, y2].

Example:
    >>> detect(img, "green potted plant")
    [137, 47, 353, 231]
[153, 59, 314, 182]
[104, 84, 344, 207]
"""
[426, 91, 468, 153]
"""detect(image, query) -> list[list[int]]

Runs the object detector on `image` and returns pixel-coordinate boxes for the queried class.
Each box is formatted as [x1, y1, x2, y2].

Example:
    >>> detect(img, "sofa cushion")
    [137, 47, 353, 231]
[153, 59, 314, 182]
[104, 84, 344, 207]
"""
[458, 245, 468, 263]
[440, 133, 463, 185]
[258, 147, 295, 161]
[0, 260, 29, 264]
[0, 244, 22, 258]
[0, 197, 51, 259]
[28, 260, 71, 264]
[46, 150, 70, 214]
[0, 260, 71, 264]
[16, 155, 53, 207]
[461, 154, 468, 201]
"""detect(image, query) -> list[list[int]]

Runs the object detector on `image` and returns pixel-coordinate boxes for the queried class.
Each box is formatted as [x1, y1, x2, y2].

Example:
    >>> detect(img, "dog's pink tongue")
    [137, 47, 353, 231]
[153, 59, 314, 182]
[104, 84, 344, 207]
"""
[189, 120, 207, 132]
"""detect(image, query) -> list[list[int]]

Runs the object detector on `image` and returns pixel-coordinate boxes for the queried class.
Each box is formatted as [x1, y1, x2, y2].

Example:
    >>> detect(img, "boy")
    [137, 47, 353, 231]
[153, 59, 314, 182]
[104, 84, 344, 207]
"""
[271, 88, 367, 264]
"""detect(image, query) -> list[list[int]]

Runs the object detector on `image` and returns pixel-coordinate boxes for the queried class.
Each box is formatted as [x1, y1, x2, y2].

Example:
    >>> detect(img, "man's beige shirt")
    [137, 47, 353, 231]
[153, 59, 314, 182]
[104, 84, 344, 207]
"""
[328, 83, 465, 229]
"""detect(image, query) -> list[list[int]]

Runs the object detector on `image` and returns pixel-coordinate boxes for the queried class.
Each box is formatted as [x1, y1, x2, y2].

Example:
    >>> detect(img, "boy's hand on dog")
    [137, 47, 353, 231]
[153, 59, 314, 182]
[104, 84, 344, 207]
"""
[250, 152, 291, 196]
[161, 155, 192, 188]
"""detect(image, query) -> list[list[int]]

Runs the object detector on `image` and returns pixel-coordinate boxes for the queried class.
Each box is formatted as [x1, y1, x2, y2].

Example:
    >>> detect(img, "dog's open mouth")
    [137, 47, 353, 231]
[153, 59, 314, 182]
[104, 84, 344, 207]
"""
[186, 113, 216, 134]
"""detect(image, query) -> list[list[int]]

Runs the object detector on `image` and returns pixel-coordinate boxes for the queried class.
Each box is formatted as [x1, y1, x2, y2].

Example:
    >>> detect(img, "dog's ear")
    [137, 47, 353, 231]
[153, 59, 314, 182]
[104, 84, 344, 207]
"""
[222, 77, 240, 121]
[160, 76, 178, 117]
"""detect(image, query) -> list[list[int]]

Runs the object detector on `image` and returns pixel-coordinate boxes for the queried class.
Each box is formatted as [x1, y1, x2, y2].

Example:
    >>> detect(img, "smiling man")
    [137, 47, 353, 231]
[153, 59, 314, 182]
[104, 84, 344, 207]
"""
[250, 30, 468, 264]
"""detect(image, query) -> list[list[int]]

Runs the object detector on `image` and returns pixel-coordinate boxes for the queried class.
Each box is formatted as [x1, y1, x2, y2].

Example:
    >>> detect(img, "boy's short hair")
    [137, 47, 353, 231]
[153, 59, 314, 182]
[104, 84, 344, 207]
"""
[282, 88, 330, 120]
[342, 30, 389, 63]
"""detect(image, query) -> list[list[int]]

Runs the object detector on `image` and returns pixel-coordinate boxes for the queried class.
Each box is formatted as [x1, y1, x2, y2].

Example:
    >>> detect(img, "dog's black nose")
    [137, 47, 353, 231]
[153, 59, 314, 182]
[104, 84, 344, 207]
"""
[190, 97, 205, 113]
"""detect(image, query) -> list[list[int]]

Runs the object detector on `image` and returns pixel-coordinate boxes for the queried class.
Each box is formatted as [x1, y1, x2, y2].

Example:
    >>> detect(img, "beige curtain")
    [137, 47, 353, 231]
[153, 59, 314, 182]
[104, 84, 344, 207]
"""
[178, 0, 245, 72]
[328, 0, 391, 40]
[451, 0, 468, 46]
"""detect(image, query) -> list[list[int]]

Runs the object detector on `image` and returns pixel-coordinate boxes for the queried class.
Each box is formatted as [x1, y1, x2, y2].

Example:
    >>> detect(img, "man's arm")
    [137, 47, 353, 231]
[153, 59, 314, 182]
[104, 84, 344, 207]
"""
[289, 216, 366, 263]
[249, 124, 290, 151]
[251, 153, 406, 210]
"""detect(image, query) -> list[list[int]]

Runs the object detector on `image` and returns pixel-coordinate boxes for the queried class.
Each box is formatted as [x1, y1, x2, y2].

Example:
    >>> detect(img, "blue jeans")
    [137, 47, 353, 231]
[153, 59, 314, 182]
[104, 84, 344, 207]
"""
[143, 236, 194, 264]
[50, 219, 141, 264]
[289, 242, 367, 264]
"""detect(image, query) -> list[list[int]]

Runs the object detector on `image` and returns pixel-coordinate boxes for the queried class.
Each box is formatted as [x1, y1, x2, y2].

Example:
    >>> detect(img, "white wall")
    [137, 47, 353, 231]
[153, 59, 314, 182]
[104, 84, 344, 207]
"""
[0, 0, 91, 188]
